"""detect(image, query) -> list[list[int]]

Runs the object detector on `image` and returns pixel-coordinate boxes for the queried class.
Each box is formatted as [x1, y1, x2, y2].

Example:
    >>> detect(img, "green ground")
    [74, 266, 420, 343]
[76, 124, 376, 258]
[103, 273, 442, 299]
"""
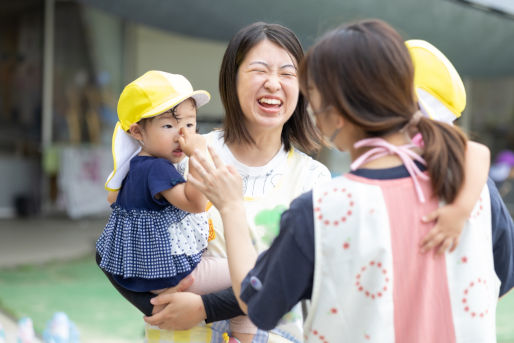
[0, 254, 513, 342]
[0, 253, 144, 342]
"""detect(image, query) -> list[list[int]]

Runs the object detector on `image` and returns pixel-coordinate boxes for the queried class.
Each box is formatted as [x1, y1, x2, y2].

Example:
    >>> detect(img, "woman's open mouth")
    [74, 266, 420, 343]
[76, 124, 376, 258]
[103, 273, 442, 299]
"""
[257, 96, 283, 113]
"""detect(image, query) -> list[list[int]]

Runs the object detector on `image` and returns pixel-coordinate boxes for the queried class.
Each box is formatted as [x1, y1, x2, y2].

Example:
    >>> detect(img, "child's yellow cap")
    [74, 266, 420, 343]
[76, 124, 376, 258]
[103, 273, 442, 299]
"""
[105, 71, 210, 191]
[406, 40, 466, 123]
[117, 70, 210, 131]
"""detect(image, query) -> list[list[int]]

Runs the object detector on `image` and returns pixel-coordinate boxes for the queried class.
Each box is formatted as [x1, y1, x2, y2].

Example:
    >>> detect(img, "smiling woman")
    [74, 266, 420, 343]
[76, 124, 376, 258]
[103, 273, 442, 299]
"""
[142, 22, 331, 343]
[183, 18, 514, 343]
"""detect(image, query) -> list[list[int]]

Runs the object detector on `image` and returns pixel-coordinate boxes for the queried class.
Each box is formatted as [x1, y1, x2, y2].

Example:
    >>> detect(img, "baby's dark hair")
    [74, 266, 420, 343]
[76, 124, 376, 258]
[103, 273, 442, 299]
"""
[137, 97, 198, 129]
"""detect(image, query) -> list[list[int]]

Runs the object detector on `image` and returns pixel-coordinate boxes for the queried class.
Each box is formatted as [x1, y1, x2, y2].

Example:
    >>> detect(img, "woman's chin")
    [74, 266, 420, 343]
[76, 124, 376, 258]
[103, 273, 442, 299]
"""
[251, 112, 292, 130]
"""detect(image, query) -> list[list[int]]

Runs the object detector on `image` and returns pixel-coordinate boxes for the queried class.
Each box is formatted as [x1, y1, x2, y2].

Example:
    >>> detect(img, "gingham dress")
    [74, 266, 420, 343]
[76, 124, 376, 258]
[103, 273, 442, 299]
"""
[96, 156, 208, 290]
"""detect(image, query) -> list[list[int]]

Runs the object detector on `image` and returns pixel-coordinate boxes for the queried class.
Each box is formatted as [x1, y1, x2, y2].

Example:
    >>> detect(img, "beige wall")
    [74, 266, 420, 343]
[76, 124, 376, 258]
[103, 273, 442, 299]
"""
[130, 24, 227, 119]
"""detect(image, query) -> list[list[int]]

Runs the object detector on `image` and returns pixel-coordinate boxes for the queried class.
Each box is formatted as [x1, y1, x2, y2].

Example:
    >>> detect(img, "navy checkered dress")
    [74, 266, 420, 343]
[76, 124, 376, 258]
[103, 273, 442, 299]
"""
[96, 156, 208, 291]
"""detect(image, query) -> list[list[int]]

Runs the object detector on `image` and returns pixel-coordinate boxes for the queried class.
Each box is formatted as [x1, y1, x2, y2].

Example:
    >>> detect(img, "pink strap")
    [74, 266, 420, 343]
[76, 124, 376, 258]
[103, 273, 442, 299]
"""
[350, 137, 429, 203]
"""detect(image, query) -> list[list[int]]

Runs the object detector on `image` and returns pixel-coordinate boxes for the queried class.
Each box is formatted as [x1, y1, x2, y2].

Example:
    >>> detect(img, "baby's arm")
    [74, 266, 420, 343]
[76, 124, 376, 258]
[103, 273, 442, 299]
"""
[160, 130, 208, 213]
[420, 141, 490, 254]
[107, 190, 119, 205]
[160, 180, 206, 213]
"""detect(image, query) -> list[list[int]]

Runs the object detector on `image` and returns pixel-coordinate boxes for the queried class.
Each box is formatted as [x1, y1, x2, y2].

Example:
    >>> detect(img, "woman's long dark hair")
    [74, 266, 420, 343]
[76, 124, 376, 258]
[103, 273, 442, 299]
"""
[219, 22, 321, 154]
[299, 19, 467, 203]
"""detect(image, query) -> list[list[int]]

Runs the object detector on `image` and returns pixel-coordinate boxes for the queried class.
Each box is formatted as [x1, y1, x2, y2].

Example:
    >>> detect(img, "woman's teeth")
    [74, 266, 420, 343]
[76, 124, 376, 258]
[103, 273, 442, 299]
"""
[258, 98, 281, 105]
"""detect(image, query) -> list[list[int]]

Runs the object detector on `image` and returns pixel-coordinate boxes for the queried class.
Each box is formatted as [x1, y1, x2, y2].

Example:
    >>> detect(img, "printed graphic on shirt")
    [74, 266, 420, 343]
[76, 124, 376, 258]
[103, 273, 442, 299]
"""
[254, 205, 287, 246]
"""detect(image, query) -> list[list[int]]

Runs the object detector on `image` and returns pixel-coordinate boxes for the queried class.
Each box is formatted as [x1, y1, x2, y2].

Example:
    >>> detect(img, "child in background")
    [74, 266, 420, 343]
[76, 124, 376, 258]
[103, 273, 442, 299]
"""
[97, 70, 211, 303]
[406, 39, 491, 254]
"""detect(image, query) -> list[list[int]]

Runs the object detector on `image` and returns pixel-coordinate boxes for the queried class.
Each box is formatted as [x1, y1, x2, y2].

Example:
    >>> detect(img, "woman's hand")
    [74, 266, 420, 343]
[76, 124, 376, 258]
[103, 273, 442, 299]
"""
[150, 275, 194, 315]
[178, 128, 207, 157]
[419, 204, 467, 255]
[189, 146, 255, 314]
[188, 146, 243, 213]
[144, 292, 207, 330]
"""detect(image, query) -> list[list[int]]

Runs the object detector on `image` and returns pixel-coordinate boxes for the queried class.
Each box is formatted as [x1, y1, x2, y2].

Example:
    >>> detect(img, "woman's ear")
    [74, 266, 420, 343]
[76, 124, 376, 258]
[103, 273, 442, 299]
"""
[330, 110, 345, 130]
[129, 123, 143, 141]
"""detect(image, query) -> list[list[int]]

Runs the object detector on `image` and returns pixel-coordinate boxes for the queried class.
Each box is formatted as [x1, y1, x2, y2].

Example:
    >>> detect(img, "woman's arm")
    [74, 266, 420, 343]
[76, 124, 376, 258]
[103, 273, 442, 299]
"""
[188, 147, 315, 325]
[487, 178, 514, 298]
[144, 287, 246, 330]
[189, 146, 256, 313]
[420, 141, 490, 254]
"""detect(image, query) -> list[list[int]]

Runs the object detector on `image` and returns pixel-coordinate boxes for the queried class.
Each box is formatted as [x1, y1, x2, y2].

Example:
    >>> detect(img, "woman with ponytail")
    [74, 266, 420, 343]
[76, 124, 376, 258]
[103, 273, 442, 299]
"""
[188, 19, 514, 342]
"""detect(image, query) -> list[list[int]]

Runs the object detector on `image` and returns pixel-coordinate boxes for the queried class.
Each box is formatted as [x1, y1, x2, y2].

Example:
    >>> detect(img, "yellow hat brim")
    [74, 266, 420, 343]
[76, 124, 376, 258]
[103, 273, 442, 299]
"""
[121, 90, 211, 131]
[406, 39, 465, 118]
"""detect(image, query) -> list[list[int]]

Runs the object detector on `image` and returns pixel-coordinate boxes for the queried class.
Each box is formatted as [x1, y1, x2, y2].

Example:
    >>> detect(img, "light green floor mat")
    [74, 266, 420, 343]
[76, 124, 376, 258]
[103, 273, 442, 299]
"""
[0, 253, 513, 342]
[0, 253, 144, 342]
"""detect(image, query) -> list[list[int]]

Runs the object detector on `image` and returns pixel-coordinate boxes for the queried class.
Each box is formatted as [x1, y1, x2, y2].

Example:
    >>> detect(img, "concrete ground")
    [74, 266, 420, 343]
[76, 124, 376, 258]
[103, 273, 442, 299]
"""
[0, 215, 107, 343]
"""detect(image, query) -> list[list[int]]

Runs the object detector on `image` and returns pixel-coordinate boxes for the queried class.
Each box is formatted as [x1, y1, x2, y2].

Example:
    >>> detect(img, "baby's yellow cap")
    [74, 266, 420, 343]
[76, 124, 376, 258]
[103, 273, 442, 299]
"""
[117, 70, 210, 131]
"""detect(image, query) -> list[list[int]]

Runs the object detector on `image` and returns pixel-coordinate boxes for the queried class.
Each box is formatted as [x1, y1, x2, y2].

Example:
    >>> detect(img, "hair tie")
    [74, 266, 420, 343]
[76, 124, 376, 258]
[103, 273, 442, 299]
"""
[401, 110, 423, 132]
[410, 110, 423, 126]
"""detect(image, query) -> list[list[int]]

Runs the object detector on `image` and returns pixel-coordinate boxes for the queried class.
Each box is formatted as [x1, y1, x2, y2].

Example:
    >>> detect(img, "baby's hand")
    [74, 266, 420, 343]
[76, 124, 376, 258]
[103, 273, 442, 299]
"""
[178, 128, 207, 157]
[419, 204, 467, 255]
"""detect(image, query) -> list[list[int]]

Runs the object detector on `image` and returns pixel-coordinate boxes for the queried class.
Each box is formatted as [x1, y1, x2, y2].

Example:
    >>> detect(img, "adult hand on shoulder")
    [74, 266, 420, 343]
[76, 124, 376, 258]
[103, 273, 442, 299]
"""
[189, 146, 243, 213]
[144, 291, 207, 330]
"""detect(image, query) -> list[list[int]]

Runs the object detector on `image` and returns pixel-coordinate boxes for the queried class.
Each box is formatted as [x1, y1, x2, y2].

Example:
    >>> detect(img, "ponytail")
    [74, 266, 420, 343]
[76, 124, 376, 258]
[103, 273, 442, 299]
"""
[417, 118, 467, 203]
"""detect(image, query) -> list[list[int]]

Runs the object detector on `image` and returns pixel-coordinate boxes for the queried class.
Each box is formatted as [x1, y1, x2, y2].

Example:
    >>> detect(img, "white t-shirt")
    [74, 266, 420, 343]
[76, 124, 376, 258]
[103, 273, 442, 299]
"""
[206, 130, 331, 197]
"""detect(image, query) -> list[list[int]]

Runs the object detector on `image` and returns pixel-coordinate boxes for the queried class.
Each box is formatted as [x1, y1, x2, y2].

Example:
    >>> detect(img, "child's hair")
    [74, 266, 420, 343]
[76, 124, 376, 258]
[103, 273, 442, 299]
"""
[105, 71, 210, 191]
[136, 97, 198, 130]
[299, 19, 467, 203]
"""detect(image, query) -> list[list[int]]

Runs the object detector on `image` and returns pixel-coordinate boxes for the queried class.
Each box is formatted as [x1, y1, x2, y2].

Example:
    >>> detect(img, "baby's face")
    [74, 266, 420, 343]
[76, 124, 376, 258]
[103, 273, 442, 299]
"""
[140, 99, 197, 163]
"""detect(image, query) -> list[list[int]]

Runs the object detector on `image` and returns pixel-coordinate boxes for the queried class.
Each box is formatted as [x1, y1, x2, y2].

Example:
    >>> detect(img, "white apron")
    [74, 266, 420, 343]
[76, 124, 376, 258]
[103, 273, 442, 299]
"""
[304, 174, 499, 343]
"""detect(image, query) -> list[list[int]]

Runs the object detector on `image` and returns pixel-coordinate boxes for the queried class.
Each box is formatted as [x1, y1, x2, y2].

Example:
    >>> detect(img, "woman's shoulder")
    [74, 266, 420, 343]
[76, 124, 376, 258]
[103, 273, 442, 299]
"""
[290, 147, 331, 177]
[203, 130, 224, 147]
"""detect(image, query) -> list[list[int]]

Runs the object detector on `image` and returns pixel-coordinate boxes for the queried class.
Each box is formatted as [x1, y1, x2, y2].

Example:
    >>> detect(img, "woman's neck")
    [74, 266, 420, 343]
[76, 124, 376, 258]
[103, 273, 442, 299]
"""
[349, 132, 416, 169]
[227, 128, 283, 167]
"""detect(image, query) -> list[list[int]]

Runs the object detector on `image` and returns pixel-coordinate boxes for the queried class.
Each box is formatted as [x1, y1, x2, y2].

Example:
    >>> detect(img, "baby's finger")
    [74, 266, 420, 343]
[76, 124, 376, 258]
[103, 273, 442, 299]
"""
[436, 237, 453, 256]
[180, 127, 189, 138]
[449, 237, 460, 253]
[420, 231, 444, 253]
[178, 136, 186, 147]
[419, 228, 437, 247]
[421, 209, 440, 223]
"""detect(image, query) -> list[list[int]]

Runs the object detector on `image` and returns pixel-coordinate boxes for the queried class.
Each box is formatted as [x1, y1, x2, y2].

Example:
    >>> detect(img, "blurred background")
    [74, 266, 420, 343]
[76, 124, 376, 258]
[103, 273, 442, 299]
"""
[0, 0, 513, 342]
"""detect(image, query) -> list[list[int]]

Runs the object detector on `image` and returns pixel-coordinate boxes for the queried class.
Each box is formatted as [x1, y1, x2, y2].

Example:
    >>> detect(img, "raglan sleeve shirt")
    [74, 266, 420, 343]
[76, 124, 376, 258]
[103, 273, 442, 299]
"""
[488, 178, 514, 297]
[235, 180, 514, 330]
